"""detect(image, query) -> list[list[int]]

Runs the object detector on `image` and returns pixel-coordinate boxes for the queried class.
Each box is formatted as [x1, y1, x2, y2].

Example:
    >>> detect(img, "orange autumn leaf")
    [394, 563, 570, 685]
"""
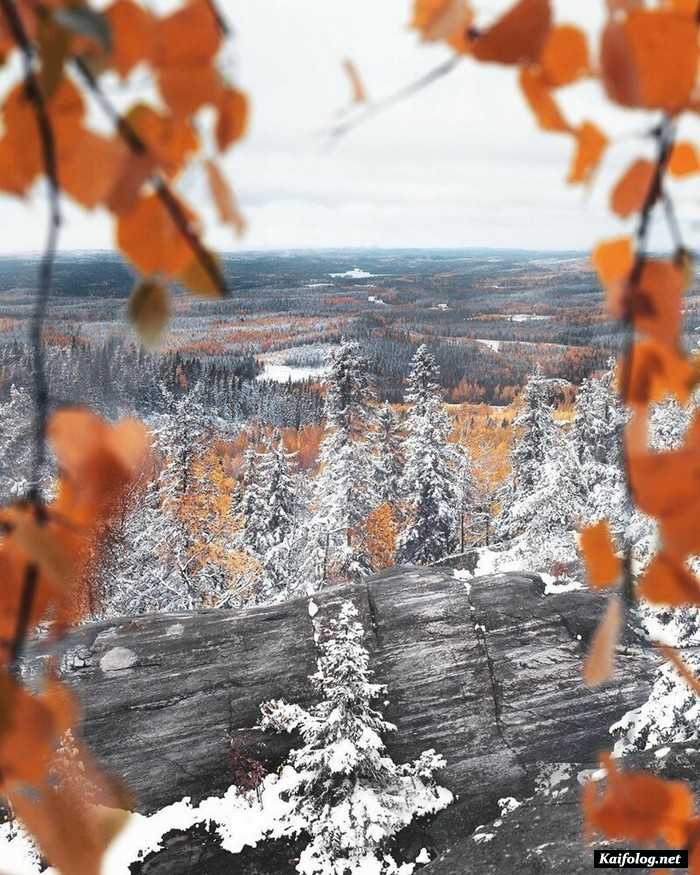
[663, 0, 699, 12]
[622, 339, 696, 406]
[583, 595, 622, 687]
[568, 122, 608, 185]
[660, 496, 700, 560]
[1, 77, 84, 195]
[539, 24, 590, 87]
[518, 67, 570, 133]
[669, 141, 700, 178]
[626, 259, 686, 347]
[0, 136, 33, 196]
[638, 553, 700, 607]
[178, 251, 225, 299]
[412, 0, 473, 43]
[125, 104, 199, 178]
[0, 677, 77, 785]
[600, 20, 640, 108]
[215, 87, 249, 152]
[6, 736, 131, 875]
[105, 152, 157, 216]
[580, 521, 621, 589]
[128, 279, 170, 346]
[601, 10, 697, 111]
[342, 58, 367, 104]
[117, 193, 196, 277]
[0, 505, 82, 597]
[627, 443, 700, 520]
[105, 0, 155, 79]
[584, 753, 694, 847]
[152, 0, 221, 117]
[153, 0, 220, 68]
[157, 64, 223, 118]
[610, 158, 656, 219]
[472, 0, 551, 66]
[58, 129, 126, 210]
[591, 237, 633, 287]
[206, 159, 246, 237]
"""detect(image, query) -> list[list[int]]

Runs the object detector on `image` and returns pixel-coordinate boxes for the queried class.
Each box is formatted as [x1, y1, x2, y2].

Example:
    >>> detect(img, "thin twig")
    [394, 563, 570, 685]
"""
[0, 0, 61, 495]
[72, 57, 229, 299]
[0, 0, 61, 673]
[327, 56, 461, 141]
[204, 0, 229, 37]
[619, 119, 676, 610]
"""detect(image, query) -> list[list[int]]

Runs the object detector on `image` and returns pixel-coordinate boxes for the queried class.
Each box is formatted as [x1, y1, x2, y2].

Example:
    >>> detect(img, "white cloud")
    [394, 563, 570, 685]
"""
[0, 0, 699, 253]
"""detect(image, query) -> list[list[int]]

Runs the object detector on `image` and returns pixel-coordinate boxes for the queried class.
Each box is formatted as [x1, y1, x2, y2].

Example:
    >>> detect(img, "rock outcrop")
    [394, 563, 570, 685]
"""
[25, 566, 662, 872]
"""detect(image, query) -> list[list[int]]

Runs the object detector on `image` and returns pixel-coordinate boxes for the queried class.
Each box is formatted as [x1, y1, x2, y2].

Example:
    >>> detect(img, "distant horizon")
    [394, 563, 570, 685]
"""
[0, 245, 591, 259]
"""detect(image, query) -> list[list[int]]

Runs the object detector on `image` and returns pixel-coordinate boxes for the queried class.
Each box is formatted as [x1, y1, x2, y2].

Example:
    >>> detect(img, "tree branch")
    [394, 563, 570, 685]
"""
[0, 0, 61, 495]
[0, 0, 61, 674]
[72, 57, 229, 299]
[619, 118, 676, 610]
[327, 56, 461, 141]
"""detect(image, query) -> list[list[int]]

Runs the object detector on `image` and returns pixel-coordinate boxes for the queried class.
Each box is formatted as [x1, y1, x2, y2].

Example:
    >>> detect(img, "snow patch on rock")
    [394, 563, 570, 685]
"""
[100, 647, 138, 673]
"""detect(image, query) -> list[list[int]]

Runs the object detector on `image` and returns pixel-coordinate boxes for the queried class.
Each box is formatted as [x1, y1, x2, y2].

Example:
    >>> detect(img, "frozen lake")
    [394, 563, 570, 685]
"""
[257, 363, 326, 383]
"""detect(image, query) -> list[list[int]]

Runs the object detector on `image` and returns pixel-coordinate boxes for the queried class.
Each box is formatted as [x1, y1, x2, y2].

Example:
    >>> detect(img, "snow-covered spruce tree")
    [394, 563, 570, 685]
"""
[369, 402, 404, 508]
[243, 431, 300, 597]
[241, 442, 263, 539]
[397, 345, 457, 564]
[450, 441, 478, 553]
[495, 365, 558, 541]
[571, 362, 629, 536]
[508, 421, 583, 572]
[0, 384, 36, 500]
[259, 601, 452, 875]
[99, 382, 234, 615]
[308, 340, 375, 581]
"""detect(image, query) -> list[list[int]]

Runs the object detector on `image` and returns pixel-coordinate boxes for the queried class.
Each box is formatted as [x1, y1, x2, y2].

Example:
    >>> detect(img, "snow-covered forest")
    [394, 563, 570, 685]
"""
[2, 335, 695, 626]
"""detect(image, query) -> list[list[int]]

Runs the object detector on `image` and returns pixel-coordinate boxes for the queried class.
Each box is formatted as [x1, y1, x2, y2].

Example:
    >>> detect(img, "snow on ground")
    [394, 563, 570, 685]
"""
[367, 296, 388, 306]
[0, 770, 301, 875]
[452, 541, 583, 595]
[508, 314, 549, 322]
[0, 765, 450, 875]
[257, 363, 326, 383]
[329, 269, 375, 279]
[611, 651, 700, 756]
[474, 339, 501, 352]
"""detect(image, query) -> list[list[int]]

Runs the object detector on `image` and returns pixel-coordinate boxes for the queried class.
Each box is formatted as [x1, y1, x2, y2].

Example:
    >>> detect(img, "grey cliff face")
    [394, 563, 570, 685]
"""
[26, 567, 662, 873]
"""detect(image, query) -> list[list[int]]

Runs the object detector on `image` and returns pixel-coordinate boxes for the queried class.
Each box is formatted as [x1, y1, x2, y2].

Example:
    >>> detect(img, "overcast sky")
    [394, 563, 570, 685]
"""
[1, 0, 699, 253]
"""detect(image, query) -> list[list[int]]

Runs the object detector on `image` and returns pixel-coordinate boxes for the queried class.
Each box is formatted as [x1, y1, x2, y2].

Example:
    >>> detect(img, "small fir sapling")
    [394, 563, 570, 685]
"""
[259, 601, 452, 875]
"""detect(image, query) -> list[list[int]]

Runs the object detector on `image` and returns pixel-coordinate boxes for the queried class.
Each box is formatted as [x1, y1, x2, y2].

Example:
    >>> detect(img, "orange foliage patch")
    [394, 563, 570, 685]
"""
[539, 25, 590, 87]
[580, 521, 621, 589]
[568, 122, 608, 185]
[610, 158, 656, 219]
[584, 754, 695, 848]
[472, 0, 551, 66]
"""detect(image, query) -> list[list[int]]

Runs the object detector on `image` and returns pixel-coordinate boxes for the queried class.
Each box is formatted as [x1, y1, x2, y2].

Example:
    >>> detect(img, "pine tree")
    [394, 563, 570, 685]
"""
[450, 442, 478, 554]
[571, 362, 630, 538]
[243, 431, 299, 595]
[369, 402, 403, 508]
[495, 365, 558, 541]
[509, 422, 583, 571]
[98, 382, 234, 615]
[259, 601, 451, 875]
[0, 385, 34, 501]
[309, 341, 375, 581]
[397, 346, 457, 564]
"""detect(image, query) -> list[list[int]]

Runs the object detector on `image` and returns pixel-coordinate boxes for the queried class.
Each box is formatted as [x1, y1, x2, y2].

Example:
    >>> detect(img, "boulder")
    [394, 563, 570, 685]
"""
[25, 566, 660, 872]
